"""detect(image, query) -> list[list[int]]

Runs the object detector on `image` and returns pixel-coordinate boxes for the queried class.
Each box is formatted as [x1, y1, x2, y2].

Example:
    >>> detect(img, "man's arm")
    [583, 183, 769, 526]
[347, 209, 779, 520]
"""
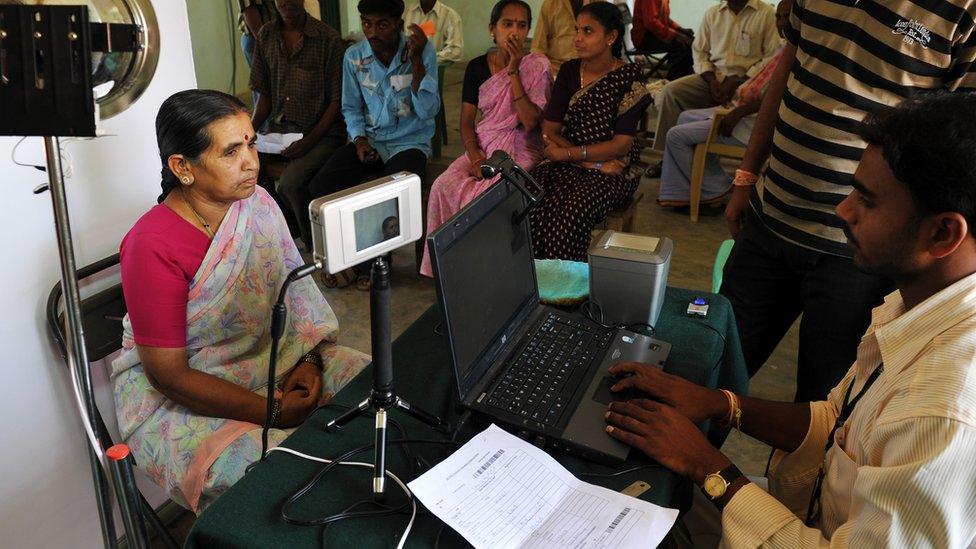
[607, 362, 813, 452]
[248, 32, 272, 130]
[725, 42, 796, 237]
[436, 8, 464, 64]
[300, 36, 347, 146]
[746, 9, 785, 78]
[725, 417, 976, 548]
[692, 14, 715, 76]
[241, 4, 265, 37]
[340, 49, 367, 141]
[410, 41, 440, 119]
[252, 94, 271, 132]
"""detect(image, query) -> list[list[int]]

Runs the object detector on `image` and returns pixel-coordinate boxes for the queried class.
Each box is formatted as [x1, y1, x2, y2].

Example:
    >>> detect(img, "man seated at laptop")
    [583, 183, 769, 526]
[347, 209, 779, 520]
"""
[604, 94, 976, 546]
[308, 0, 438, 289]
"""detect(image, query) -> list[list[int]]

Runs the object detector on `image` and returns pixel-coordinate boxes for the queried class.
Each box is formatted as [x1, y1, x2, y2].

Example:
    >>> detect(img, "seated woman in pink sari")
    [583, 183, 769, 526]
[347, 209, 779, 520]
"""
[111, 90, 368, 513]
[420, 0, 551, 277]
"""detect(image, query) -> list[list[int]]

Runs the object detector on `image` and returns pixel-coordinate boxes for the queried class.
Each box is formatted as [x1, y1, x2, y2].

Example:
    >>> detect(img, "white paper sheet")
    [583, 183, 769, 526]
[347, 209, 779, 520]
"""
[408, 424, 679, 549]
[254, 132, 303, 154]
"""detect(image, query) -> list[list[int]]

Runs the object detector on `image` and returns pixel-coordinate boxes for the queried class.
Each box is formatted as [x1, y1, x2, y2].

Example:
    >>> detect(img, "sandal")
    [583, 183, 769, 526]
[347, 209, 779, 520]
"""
[321, 268, 356, 289]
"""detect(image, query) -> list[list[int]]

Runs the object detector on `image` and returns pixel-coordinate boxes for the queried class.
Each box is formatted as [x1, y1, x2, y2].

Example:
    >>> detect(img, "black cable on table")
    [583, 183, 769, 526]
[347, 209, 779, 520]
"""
[280, 438, 461, 527]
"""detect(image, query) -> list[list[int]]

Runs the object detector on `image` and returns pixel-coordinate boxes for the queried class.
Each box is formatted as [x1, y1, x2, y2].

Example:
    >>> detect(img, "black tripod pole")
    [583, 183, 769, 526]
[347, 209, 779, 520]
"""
[326, 256, 445, 499]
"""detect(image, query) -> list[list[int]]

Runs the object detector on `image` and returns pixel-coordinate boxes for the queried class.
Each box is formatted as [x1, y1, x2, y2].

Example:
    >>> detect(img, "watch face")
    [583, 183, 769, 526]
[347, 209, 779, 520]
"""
[703, 474, 727, 498]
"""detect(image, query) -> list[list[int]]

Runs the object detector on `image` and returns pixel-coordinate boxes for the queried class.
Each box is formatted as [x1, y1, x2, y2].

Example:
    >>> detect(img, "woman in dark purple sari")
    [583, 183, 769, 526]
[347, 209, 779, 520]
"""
[529, 2, 651, 261]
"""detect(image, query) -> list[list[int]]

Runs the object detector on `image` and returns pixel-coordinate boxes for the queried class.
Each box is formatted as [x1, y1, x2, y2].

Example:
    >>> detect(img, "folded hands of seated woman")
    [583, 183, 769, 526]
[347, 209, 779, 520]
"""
[276, 361, 329, 427]
[542, 133, 627, 175]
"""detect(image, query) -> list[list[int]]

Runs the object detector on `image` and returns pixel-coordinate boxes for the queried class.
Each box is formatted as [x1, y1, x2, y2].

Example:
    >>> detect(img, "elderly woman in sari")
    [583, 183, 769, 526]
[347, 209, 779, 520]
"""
[111, 90, 368, 513]
[420, 0, 551, 276]
[528, 2, 651, 261]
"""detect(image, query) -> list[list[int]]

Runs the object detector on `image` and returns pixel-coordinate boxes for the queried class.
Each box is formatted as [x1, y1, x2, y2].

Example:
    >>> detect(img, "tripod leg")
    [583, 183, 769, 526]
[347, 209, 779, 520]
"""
[374, 408, 387, 501]
[395, 397, 446, 430]
[326, 398, 370, 431]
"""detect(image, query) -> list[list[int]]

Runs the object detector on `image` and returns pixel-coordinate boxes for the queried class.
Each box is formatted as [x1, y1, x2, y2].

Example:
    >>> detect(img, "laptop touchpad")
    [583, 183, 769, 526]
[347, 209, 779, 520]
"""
[591, 375, 637, 405]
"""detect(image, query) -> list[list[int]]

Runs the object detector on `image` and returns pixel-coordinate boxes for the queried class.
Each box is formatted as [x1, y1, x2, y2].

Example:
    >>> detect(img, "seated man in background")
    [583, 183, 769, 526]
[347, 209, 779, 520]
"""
[403, 0, 464, 64]
[309, 0, 437, 289]
[531, 0, 598, 74]
[237, 0, 277, 106]
[656, 0, 790, 213]
[250, 0, 347, 251]
[606, 93, 976, 547]
[630, 0, 694, 81]
[648, 0, 779, 175]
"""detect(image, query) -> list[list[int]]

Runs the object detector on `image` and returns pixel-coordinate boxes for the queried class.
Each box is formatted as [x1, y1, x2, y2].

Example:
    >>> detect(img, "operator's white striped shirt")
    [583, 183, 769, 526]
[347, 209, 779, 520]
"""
[721, 271, 976, 548]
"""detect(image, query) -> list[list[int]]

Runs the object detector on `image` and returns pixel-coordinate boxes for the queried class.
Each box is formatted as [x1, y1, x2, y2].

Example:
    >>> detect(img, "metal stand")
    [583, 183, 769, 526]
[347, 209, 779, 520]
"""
[45, 136, 143, 548]
[326, 257, 444, 499]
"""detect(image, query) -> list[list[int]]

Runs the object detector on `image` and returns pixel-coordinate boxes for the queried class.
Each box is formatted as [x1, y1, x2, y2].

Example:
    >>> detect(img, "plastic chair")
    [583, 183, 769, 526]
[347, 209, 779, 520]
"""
[46, 254, 180, 548]
[689, 108, 747, 222]
[712, 239, 735, 293]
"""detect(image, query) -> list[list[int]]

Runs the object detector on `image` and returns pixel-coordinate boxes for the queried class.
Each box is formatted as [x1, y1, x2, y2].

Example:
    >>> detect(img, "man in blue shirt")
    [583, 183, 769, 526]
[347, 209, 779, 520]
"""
[309, 0, 438, 204]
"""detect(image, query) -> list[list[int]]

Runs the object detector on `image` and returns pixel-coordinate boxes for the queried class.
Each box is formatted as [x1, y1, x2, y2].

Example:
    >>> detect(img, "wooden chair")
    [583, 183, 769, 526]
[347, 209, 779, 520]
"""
[689, 108, 746, 222]
[597, 191, 644, 233]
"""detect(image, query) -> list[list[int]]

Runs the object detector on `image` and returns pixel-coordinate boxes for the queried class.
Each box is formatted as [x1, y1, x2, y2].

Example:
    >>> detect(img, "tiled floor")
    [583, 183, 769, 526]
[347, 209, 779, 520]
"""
[155, 62, 802, 545]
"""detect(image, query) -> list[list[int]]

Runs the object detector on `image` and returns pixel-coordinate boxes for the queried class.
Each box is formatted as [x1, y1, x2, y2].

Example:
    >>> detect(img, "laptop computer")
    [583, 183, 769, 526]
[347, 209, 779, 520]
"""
[428, 181, 671, 465]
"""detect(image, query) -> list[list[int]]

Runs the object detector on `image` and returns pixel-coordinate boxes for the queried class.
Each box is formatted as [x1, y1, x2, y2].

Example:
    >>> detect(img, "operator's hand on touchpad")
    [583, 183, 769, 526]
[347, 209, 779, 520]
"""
[607, 362, 726, 424]
[591, 371, 638, 405]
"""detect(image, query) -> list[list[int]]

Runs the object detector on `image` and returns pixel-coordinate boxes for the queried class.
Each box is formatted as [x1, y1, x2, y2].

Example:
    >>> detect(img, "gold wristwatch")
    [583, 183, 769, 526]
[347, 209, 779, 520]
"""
[702, 464, 744, 500]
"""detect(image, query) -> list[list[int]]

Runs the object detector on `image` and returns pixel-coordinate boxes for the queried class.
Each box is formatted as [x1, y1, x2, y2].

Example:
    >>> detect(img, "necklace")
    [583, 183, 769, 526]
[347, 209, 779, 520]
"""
[580, 59, 620, 88]
[180, 188, 215, 239]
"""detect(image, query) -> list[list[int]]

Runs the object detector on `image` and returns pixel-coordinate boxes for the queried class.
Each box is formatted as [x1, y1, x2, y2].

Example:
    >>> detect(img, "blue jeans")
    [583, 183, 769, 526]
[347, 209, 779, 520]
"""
[658, 107, 744, 203]
[240, 34, 259, 108]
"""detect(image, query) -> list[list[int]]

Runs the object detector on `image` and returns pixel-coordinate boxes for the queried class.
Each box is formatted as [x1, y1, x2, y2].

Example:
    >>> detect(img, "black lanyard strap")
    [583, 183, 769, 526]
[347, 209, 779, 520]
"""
[805, 363, 884, 526]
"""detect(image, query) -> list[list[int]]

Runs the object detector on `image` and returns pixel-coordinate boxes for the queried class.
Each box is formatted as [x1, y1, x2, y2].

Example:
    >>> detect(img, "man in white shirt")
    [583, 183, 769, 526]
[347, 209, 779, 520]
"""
[606, 93, 976, 547]
[650, 0, 780, 160]
[403, 0, 463, 64]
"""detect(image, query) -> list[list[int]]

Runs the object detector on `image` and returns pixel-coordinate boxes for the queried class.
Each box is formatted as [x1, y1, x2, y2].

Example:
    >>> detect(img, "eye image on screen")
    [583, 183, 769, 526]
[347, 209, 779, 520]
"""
[354, 198, 400, 252]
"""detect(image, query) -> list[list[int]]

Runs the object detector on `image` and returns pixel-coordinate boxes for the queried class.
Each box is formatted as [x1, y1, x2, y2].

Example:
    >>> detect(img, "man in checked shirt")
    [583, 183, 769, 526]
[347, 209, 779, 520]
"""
[250, 0, 348, 251]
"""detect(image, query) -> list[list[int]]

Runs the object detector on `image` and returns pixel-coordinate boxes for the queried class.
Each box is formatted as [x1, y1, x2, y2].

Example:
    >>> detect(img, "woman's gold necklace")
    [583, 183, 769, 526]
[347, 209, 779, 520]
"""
[180, 188, 215, 239]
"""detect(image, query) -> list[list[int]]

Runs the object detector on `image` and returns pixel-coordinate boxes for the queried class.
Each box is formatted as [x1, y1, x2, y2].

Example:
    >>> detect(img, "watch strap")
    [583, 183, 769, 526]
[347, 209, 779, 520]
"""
[702, 463, 744, 500]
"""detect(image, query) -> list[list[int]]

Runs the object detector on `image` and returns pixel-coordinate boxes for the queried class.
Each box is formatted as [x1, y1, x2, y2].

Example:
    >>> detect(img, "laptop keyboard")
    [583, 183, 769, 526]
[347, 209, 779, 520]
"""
[485, 313, 613, 428]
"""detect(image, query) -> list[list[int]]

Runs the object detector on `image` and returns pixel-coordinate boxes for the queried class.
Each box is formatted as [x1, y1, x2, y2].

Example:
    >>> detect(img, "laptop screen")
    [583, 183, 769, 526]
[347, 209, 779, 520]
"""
[428, 182, 538, 401]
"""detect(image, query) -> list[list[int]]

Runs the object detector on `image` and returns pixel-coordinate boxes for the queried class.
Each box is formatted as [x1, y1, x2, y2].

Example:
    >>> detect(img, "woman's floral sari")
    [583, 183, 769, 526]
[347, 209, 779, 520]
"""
[111, 187, 368, 512]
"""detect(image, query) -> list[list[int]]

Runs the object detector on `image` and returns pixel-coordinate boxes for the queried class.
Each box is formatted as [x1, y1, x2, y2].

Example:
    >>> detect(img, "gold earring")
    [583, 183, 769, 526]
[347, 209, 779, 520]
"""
[181, 177, 190, 184]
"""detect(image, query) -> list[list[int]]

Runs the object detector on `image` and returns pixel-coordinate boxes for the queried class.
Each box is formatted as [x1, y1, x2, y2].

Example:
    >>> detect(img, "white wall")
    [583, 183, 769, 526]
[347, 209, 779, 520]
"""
[0, 2, 197, 546]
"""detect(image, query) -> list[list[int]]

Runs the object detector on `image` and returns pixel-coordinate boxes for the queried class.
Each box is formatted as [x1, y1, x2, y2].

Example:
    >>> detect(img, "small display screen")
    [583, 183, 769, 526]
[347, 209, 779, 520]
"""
[354, 198, 400, 252]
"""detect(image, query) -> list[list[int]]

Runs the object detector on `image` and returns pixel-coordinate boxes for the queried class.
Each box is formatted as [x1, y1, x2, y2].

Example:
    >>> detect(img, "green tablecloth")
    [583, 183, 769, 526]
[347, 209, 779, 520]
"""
[186, 287, 746, 548]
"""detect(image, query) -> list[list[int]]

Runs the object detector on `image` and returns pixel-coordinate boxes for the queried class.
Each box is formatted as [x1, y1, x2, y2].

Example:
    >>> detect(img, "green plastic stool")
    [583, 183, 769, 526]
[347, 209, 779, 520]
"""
[712, 239, 735, 293]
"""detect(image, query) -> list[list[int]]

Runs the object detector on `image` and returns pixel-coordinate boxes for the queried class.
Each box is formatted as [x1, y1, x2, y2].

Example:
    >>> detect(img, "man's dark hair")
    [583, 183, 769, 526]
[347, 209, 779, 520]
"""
[357, 0, 404, 18]
[490, 0, 533, 30]
[858, 92, 976, 238]
[579, 2, 625, 58]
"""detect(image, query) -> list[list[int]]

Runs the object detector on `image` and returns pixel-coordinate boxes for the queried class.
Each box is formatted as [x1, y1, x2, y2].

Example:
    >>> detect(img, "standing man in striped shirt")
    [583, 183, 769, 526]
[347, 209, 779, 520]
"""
[606, 93, 976, 547]
[721, 0, 976, 401]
